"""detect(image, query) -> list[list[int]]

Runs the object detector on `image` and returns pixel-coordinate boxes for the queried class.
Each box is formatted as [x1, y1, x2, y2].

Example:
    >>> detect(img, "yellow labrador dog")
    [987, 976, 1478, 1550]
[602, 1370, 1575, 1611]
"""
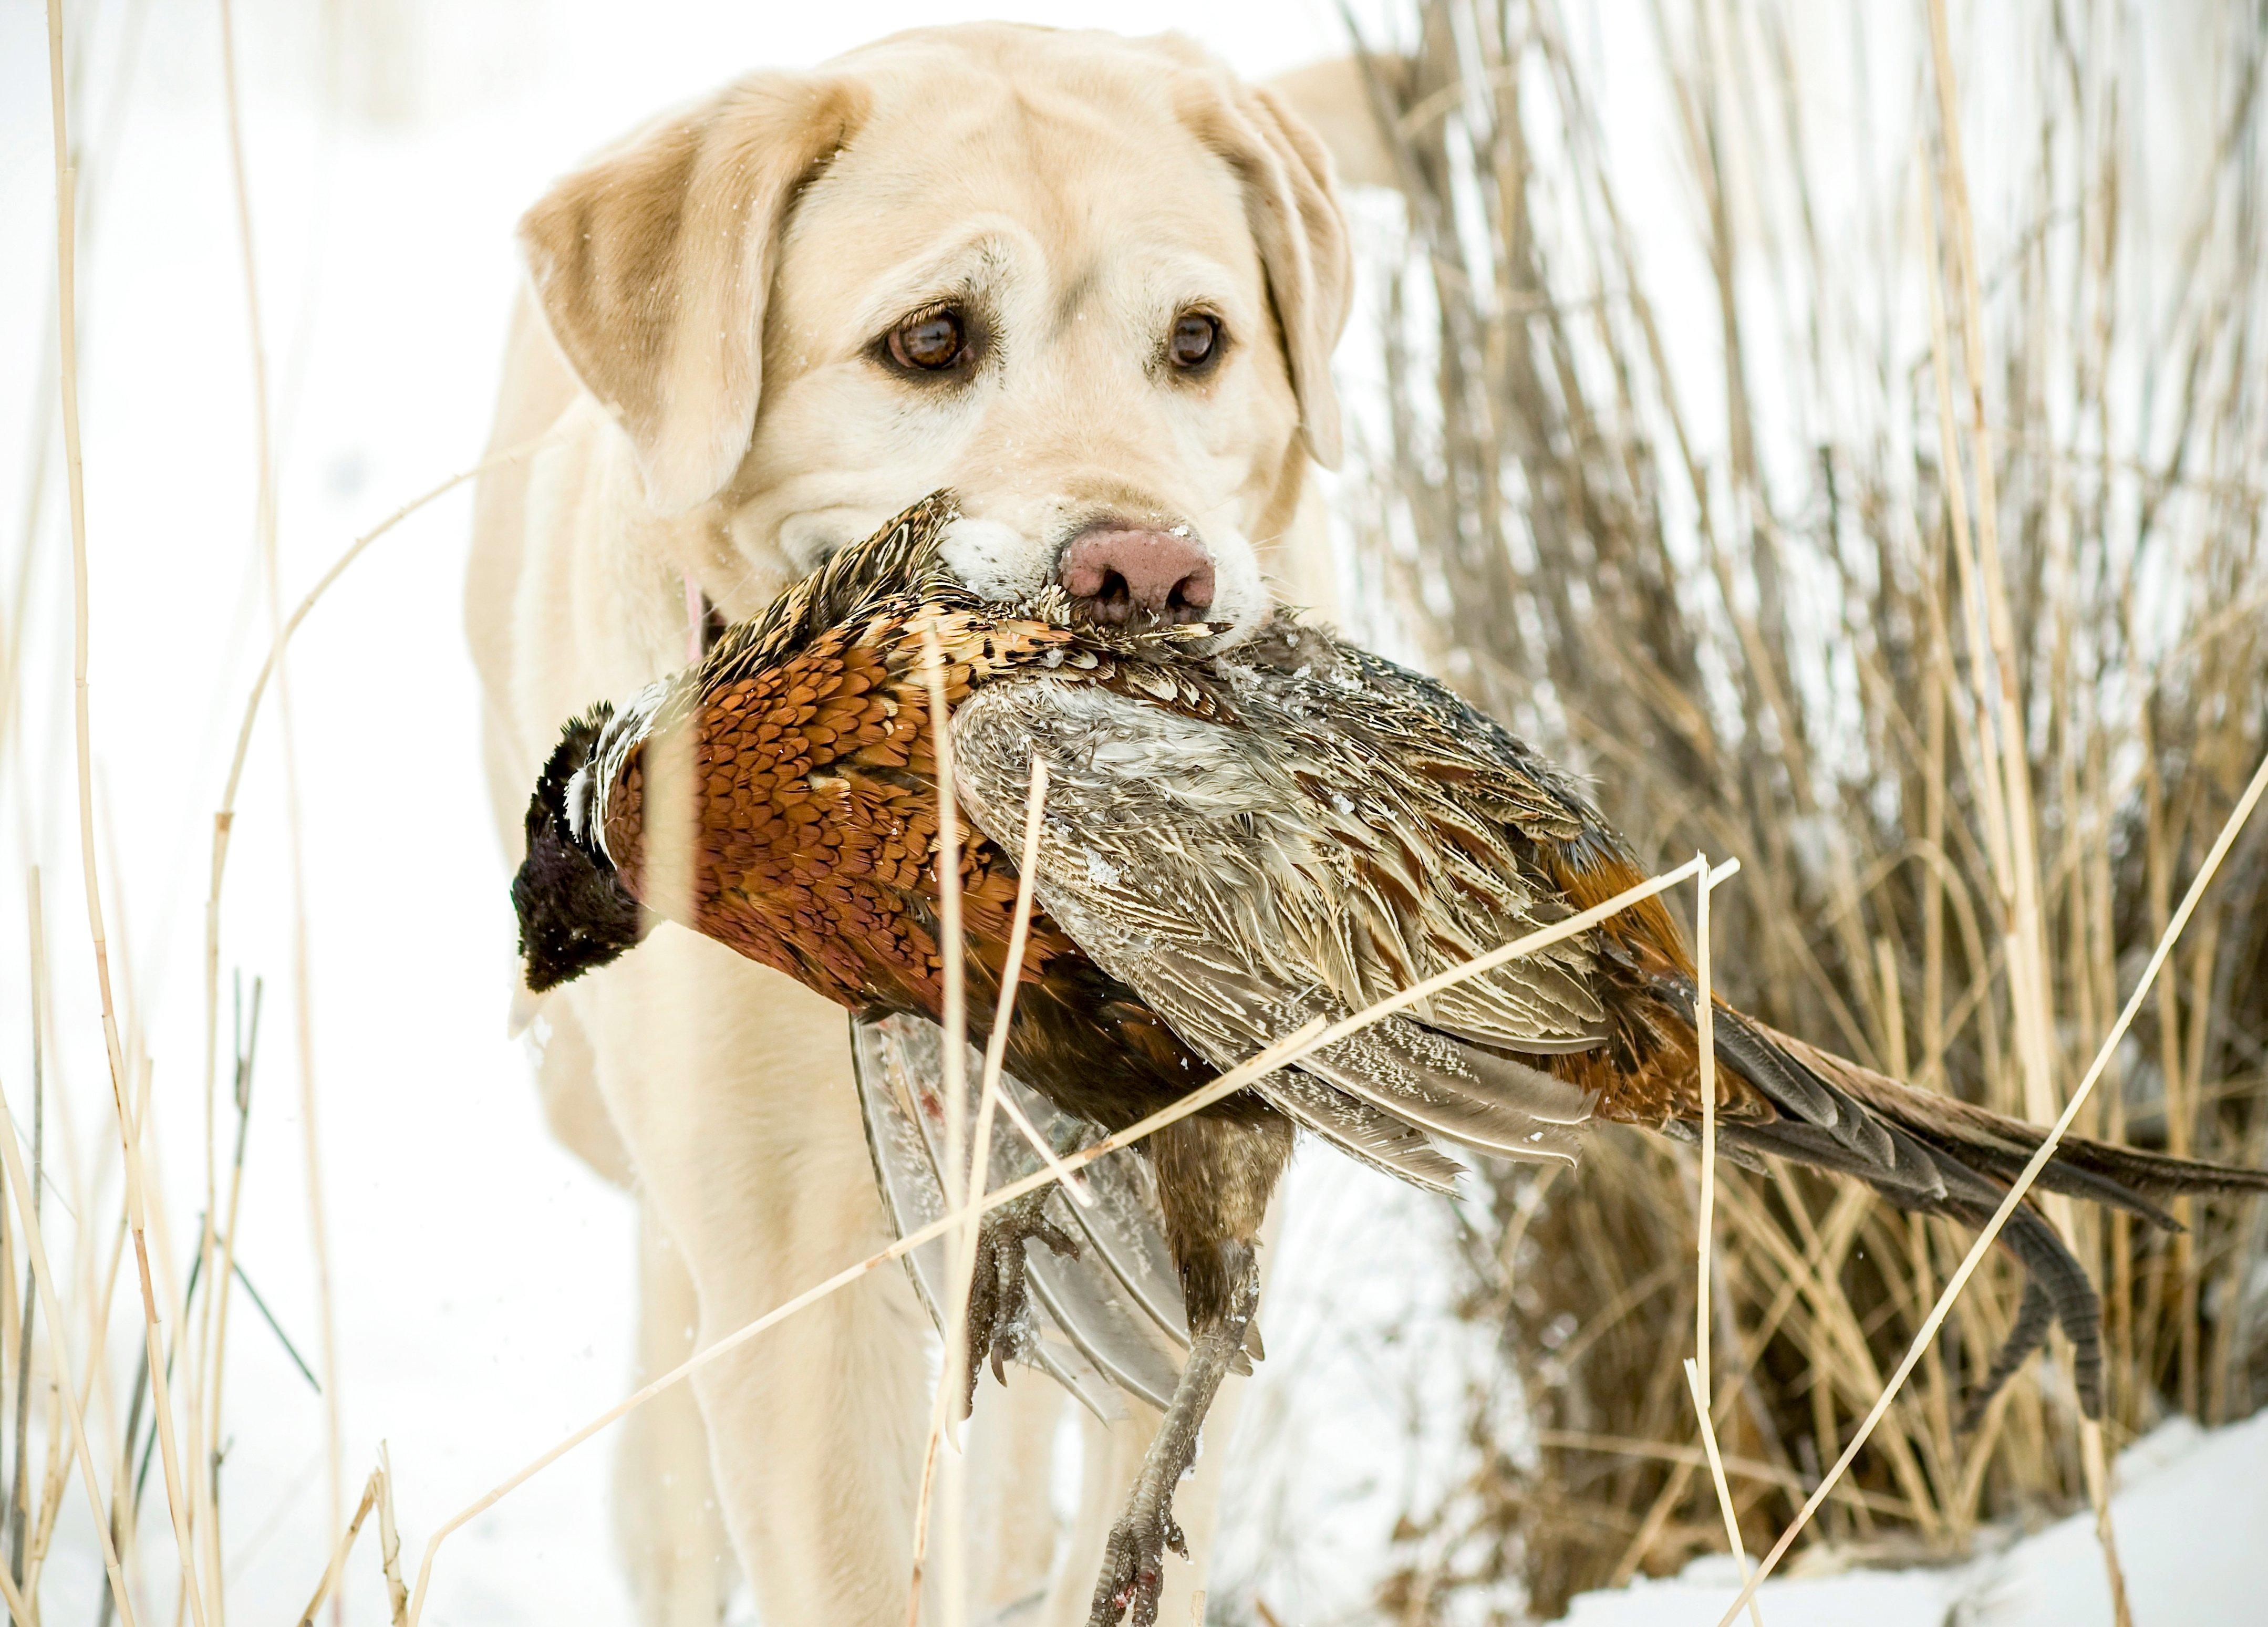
[468, 24, 1352, 1625]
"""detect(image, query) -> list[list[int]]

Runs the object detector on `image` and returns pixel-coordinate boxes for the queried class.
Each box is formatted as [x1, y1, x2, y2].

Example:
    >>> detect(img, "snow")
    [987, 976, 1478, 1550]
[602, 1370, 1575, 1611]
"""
[1214, 1155, 1526, 1621]
[1565, 1411, 2268, 1627]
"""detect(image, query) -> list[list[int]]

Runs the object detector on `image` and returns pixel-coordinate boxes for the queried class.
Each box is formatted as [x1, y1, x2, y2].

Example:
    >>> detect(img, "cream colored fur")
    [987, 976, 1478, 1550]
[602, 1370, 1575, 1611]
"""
[467, 24, 1354, 1626]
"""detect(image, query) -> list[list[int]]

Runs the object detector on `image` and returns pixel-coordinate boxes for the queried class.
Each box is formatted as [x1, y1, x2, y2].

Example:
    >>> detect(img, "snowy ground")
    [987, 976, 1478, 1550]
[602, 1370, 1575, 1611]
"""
[1565, 1410, 2268, 1627]
[2, 3, 2263, 1625]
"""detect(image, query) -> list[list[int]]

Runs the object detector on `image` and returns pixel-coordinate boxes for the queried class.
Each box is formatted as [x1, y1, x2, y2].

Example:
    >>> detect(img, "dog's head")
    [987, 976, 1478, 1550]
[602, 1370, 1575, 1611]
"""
[516, 25, 1352, 642]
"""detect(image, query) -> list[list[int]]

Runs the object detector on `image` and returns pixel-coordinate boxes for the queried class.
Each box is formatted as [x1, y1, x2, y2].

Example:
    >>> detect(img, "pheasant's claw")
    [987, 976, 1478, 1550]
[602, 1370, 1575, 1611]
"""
[1088, 1495, 1185, 1627]
[960, 1190, 1082, 1411]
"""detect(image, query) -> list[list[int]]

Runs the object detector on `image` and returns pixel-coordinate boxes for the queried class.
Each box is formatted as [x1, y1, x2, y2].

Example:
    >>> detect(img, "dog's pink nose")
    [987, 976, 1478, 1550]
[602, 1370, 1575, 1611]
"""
[1057, 526, 1216, 625]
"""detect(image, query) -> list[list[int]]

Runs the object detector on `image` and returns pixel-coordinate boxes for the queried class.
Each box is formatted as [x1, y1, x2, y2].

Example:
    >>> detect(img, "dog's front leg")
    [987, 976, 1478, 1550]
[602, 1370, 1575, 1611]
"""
[581, 935, 1074, 1624]
[616, 1199, 737, 1627]
[582, 937, 929, 1623]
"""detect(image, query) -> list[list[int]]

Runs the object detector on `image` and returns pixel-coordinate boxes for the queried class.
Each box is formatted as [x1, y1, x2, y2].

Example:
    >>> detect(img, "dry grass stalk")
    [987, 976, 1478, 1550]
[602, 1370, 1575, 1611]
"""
[40, 0, 200, 1618]
[399, 857, 1712, 1623]
[1682, 1360, 1758, 1625]
[937, 753, 1051, 1622]
[194, 973, 262, 1627]
[113, 1064, 207, 1627]
[291, 1468, 380, 1627]
[1525, 1431, 1907, 1517]
[0, 1536, 30, 1625]
[1348, 1, 2268, 1612]
[918, 619, 975, 1627]
[971, 761, 1093, 1201]
[375, 1442, 408, 1626]
[903, 662, 1051, 1625]
[11, 867, 48, 1603]
[0, 1057, 132, 1624]
[1715, 742, 2268, 1622]
[918, 621, 973, 1221]
[1686, 857, 1762, 1626]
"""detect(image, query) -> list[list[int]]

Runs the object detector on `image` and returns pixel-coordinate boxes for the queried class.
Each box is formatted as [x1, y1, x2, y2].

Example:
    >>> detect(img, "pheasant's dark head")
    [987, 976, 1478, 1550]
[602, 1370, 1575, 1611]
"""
[513, 706, 651, 993]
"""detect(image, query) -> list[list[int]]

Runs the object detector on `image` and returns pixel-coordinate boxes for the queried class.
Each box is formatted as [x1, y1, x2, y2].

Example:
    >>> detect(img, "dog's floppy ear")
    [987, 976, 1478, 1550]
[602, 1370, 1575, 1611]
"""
[1176, 69, 1355, 470]
[518, 74, 866, 514]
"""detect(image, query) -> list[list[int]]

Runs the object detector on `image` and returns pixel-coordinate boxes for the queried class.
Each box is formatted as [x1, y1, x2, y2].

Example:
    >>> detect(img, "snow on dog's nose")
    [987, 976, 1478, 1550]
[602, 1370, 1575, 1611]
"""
[1057, 524, 1217, 625]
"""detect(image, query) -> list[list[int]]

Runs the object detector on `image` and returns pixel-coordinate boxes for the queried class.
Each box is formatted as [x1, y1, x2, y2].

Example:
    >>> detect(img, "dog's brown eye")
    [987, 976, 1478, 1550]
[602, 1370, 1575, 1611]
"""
[889, 309, 967, 371]
[1168, 311, 1220, 369]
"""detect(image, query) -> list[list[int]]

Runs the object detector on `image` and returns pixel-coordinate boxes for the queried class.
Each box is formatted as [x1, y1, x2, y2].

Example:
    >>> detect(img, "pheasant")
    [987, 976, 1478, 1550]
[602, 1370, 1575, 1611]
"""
[513, 493, 2268, 1627]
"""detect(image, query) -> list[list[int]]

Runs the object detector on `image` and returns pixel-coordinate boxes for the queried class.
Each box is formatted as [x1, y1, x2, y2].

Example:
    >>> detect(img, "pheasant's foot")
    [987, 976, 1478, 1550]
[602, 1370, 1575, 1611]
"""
[1084, 1251, 1259, 1626]
[1087, 1471, 1189, 1627]
[961, 1188, 1080, 1410]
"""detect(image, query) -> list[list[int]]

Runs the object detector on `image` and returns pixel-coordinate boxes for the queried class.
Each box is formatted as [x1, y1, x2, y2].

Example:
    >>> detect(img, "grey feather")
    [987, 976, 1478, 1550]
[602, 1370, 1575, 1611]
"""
[850, 1014, 1188, 1414]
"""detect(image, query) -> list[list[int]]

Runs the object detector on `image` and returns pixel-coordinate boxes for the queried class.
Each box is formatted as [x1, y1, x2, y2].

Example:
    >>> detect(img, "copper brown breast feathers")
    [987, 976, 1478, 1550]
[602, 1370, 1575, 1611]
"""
[513, 492, 2268, 1627]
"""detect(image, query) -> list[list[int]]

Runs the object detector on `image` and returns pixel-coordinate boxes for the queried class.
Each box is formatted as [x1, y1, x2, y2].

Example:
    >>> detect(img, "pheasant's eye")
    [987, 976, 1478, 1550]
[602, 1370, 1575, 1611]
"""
[1168, 310, 1221, 370]
[888, 308, 968, 371]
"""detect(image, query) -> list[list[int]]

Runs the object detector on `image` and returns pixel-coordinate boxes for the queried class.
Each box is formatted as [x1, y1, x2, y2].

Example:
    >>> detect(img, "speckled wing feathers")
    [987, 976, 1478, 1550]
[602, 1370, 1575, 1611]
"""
[952, 668, 1604, 1172]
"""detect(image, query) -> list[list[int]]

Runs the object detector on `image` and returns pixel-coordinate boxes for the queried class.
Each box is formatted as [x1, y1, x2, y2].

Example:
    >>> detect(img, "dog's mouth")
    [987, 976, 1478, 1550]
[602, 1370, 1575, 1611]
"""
[700, 503, 1265, 663]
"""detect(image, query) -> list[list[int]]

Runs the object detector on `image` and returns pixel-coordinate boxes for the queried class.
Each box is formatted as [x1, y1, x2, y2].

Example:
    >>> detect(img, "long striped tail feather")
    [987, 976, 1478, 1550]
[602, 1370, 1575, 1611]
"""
[1655, 973, 2268, 1425]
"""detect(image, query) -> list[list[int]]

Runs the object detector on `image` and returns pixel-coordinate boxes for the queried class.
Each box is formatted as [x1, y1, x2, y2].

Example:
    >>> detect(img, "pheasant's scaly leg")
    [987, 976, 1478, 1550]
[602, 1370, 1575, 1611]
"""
[962, 1189, 1081, 1412]
[1087, 1254, 1260, 1627]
